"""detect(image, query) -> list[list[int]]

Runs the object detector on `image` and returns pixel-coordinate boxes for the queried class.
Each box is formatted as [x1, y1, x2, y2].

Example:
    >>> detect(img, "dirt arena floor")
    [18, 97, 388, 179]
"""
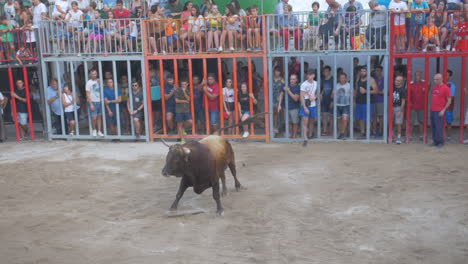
[1, 140, 467, 264]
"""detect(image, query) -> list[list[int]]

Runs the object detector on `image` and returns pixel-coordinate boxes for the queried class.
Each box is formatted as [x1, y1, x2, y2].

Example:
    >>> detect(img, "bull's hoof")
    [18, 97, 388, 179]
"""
[235, 184, 245, 191]
[169, 207, 178, 211]
[221, 190, 228, 197]
[216, 209, 224, 216]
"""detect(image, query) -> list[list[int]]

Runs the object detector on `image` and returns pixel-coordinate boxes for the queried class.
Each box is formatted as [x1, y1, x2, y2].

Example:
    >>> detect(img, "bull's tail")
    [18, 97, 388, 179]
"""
[213, 112, 269, 136]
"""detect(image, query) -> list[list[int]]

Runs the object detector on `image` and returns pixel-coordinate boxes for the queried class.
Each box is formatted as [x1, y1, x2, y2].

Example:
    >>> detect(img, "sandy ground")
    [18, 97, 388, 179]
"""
[0, 140, 467, 264]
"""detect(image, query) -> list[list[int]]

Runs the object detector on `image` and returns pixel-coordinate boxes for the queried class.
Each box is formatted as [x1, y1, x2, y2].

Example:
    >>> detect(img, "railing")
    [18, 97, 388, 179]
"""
[267, 10, 388, 53]
[142, 15, 265, 55]
[0, 28, 39, 65]
[390, 10, 468, 54]
[38, 18, 143, 56]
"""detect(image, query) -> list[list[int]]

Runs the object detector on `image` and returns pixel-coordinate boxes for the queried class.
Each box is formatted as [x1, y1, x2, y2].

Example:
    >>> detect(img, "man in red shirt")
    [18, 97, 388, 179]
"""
[114, 0, 130, 27]
[430, 73, 452, 148]
[410, 71, 427, 141]
[203, 73, 220, 132]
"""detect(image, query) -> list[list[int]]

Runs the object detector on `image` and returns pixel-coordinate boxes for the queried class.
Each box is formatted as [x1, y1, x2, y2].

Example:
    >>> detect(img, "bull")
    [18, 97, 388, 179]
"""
[161, 112, 267, 215]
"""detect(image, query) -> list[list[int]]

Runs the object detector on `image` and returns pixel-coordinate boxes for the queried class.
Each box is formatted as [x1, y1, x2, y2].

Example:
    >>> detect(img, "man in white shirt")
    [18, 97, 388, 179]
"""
[4, 0, 16, 27]
[32, 0, 48, 28]
[52, 0, 70, 20]
[76, 0, 90, 13]
[299, 69, 318, 147]
[389, 0, 408, 51]
[368, 0, 388, 49]
[0, 92, 7, 142]
[86, 69, 104, 137]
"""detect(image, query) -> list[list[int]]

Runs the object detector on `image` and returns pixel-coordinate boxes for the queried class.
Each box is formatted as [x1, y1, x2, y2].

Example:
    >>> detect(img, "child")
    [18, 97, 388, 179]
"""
[221, 5, 240, 52]
[303, 2, 322, 51]
[341, 6, 361, 50]
[105, 11, 123, 53]
[65, 1, 85, 54]
[238, 82, 257, 138]
[22, 21, 37, 56]
[421, 17, 441, 51]
[188, 5, 205, 53]
[15, 45, 32, 65]
[62, 83, 81, 136]
[0, 16, 15, 62]
[447, 9, 462, 51]
[127, 20, 139, 52]
[246, 5, 262, 51]
[165, 15, 178, 53]
[299, 70, 318, 147]
[206, 4, 222, 51]
[223, 78, 235, 134]
[452, 15, 467, 51]
[174, 78, 192, 143]
[85, 10, 105, 54]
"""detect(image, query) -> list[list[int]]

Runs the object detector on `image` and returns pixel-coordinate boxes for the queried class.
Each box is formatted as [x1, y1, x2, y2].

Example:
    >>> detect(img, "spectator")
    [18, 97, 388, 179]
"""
[392, 76, 406, 144]
[275, 0, 289, 15]
[206, 4, 222, 52]
[230, 0, 246, 16]
[223, 77, 235, 134]
[104, 78, 122, 135]
[150, 0, 169, 9]
[326, 0, 344, 13]
[0, 91, 8, 142]
[220, 4, 241, 52]
[15, 45, 33, 65]
[430, 73, 451, 148]
[446, 0, 463, 11]
[272, 66, 285, 134]
[200, 0, 214, 16]
[193, 75, 205, 134]
[62, 83, 80, 136]
[11, 80, 29, 140]
[86, 69, 104, 137]
[321, 1, 342, 50]
[128, 81, 144, 138]
[131, 0, 145, 17]
[321, 65, 334, 136]
[188, 5, 205, 53]
[52, 0, 70, 20]
[278, 73, 300, 138]
[85, 10, 105, 54]
[76, 0, 90, 13]
[165, 15, 178, 53]
[449, 12, 466, 52]
[175, 78, 192, 142]
[14, 1, 30, 28]
[32, 0, 47, 29]
[368, 0, 387, 49]
[167, 0, 184, 19]
[344, 0, 364, 12]
[149, 68, 162, 132]
[148, 3, 167, 55]
[389, 0, 409, 52]
[445, 69, 456, 141]
[118, 75, 130, 133]
[340, 5, 361, 50]
[372, 65, 385, 137]
[288, 57, 300, 78]
[163, 74, 176, 133]
[46, 79, 64, 135]
[114, 0, 131, 27]
[421, 17, 441, 51]
[410, 71, 426, 140]
[204, 73, 220, 132]
[409, 0, 430, 51]
[355, 67, 378, 138]
[303, 2, 323, 51]
[300, 70, 318, 146]
[335, 72, 352, 139]
[238, 82, 257, 137]
[4, 0, 16, 27]
[0, 16, 15, 62]
[278, 4, 301, 51]
[66, 1, 85, 53]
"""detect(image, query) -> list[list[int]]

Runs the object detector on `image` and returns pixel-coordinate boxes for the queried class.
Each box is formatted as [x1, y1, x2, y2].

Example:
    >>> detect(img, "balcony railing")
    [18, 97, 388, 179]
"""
[0, 28, 39, 66]
[38, 18, 143, 57]
[267, 10, 388, 53]
[142, 15, 265, 55]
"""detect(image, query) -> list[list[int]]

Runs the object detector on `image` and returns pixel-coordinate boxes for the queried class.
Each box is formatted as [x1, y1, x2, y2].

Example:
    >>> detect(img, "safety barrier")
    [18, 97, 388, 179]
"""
[0, 28, 39, 65]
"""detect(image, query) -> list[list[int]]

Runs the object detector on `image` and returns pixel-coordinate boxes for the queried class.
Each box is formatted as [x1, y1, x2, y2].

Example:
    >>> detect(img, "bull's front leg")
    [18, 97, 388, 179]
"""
[212, 180, 224, 216]
[170, 178, 188, 211]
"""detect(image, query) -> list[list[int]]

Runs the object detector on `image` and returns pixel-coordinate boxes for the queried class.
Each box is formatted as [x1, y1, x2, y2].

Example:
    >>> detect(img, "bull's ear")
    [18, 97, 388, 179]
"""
[183, 147, 191, 155]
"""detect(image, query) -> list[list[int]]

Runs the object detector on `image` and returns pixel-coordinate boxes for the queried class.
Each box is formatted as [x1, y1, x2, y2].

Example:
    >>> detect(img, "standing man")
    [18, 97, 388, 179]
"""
[128, 81, 145, 139]
[300, 70, 318, 147]
[445, 70, 456, 142]
[0, 91, 7, 142]
[86, 69, 104, 137]
[372, 65, 385, 137]
[320, 66, 334, 136]
[203, 73, 220, 133]
[410, 71, 427, 141]
[104, 78, 122, 135]
[430, 73, 452, 148]
[46, 79, 65, 135]
[392, 76, 407, 144]
[174, 78, 192, 143]
[11, 80, 30, 140]
[335, 73, 352, 139]
[193, 75, 205, 134]
[278, 74, 301, 139]
[355, 67, 378, 138]
[32, 0, 48, 29]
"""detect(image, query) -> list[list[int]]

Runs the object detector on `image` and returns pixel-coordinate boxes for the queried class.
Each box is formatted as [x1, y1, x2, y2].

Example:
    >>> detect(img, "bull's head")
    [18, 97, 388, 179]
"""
[161, 139, 191, 178]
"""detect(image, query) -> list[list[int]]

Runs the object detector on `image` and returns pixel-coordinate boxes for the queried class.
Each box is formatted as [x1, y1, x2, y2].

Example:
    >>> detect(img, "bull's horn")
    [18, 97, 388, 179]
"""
[183, 147, 191, 155]
[161, 138, 171, 148]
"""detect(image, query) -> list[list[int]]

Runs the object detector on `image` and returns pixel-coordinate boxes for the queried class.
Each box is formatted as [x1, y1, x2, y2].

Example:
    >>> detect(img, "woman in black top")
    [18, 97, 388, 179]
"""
[238, 82, 257, 138]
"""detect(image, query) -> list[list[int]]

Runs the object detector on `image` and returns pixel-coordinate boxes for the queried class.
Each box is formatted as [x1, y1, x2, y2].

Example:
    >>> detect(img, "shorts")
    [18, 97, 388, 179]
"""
[394, 25, 406, 36]
[151, 32, 166, 38]
[393, 106, 404, 125]
[18, 112, 28, 125]
[65, 111, 76, 121]
[241, 110, 250, 116]
[300, 106, 317, 119]
[89, 33, 104, 40]
[89, 102, 102, 117]
[166, 104, 175, 114]
[195, 107, 205, 123]
[210, 110, 219, 125]
[355, 104, 374, 121]
[128, 36, 137, 41]
[288, 108, 299, 124]
[374, 102, 384, 116]
[445, 111, 453, 124]
[210, 27, 222, 32]
[336, 105, 350, 118]
[321, 99, 333, 113]
[226, 102, 235, 112]
[175, 112, 192, 122]
[152, 100, 162, 112]
[411, 23, 424, 37]
[167, 34, 178, 45]
[411, 109, 424, 125]
[106, 112, 117, 125]
[133, 111, 144, 120]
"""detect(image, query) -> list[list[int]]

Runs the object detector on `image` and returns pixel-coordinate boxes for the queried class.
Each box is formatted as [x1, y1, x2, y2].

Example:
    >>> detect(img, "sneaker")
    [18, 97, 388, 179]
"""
[337, 134, 344, 140]
[436, 143, 444, 148]
[92, 129, 97, 137]
[246, 48, 252, 52]
[153, 51, 158, 55]
[242, 131, 250, 138]
[419, 136, 424, 141]
[396, 137, 402, 144]
[229, 47, 235, 52]
[69, 131, 74, 136]
[302, 140, 308, 147]
[180, 138, 186, 144]
[435, 47, 440, 52]
[446, 45, 451, 51]
[218, 47, 223, 52]
[98, 131, 104, 137]
[422, 48, 427, 52]
[452, 48, 456, 51]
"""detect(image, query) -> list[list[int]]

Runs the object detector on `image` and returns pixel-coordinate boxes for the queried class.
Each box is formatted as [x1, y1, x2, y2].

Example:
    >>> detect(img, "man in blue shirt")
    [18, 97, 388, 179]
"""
[164, 74, 176, 133]
[104, 78, 122, 135]
[446, 70, 456, 141]
[46, 79, 66, 135]
[278, 74, 301, 138]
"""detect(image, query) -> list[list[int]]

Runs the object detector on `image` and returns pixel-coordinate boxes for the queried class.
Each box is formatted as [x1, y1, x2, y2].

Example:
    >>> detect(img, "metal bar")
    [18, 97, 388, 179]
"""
[460, 56, 466, 144]
[98, 60, 107, 136]
[173, 59, 179, 87]
[247, 57, 255, 135]
[8, 68, 20, 141]
[317, 56, 321, 139]
[84, 62, 92, 135]
[22, 67, 35, 140]
[233, 58, 240, 136]
[203, 58, 210, 135]
[218, 58, 225, 136]
[443, 56, 448, 141]
[55, 61, 66, 136]
[188, 59, 196, 135]
[144, 59, 153, 140]
[331, 56, 337, 139]
[263, 54, 270, 142]
[127, 60, 135, 137]
[69, 62, 80, 136]
[388, 57, 394, 143]
[140, 59, 150, 142]
[284, 56, 290, 139]
[424, 58, 430, 144]
[406, 58, 412, 143]
[383, 56, 389, 143]
[366, 56, 371, 141]
[112, 60, 122, 137]
[349, 56, 354, 140]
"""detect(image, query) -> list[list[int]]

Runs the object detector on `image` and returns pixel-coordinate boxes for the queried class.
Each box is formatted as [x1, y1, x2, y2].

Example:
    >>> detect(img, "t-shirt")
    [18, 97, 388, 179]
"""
[207, 83, 220, 111]
[194, 87, 204, 110]
[47, 86, 62, 115]
[373, 76, 385, 103]
[53, 0, 70, 17]
[393, 86, 407, 106]
[370, 6, 388, 28]
[4, 3, 16, 25]
[16, 88, 28, 113]
[77, 0, 90, 10]
[411, 1, 429, 25]
[430, 84, 451, 111]
[447, 81, 456, 111]
[273, 78, 285, 105]
[287, 84, 301, 109]
[421, 25, 438, 38]
[356, 77, 374, 105]
[164, 84, 175, 109]
[223, 88, 235, 103]
[301, 80, 318, 107]
[0, 92, 5, 115]
[239, 93, 250, 112]
[131, 90, 143, 111]
[0, 24, 13, 42]
[114, 8, 131, 26]
[175, 87, 190, 113]
[120, 83, 129, 101]
[33, 3, 47, 28]
[104, 87, 122, 112]
[410, 81, 426, 110]
[166, 1, 184, 18]
[335, 82, 352, 106]
[86, 79, 101, 103]
[66, 9, 84, 27]
[321, 77, 334, 107]
[389, 1, 408, 25]
[150, 74, 161, 101]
